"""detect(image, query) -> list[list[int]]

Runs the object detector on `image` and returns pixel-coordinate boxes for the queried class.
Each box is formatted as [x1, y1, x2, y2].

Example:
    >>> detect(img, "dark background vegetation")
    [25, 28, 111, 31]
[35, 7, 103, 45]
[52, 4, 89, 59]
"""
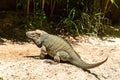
[0, 0, 120, 41]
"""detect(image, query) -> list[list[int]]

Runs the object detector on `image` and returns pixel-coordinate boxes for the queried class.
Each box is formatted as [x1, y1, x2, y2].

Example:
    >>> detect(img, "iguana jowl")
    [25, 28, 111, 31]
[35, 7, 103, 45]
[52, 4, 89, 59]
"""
[26, 29, 108, 70]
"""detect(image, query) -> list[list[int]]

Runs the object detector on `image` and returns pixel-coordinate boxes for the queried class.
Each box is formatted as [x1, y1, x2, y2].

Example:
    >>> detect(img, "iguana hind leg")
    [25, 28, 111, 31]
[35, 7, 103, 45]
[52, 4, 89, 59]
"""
[54, 51, 70, 63]
[40, 45, 47, 59]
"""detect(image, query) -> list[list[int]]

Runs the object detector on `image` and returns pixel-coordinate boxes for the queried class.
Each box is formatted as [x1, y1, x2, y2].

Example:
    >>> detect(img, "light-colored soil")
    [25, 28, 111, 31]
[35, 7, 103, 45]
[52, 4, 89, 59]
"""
[0, 37, 120, 80]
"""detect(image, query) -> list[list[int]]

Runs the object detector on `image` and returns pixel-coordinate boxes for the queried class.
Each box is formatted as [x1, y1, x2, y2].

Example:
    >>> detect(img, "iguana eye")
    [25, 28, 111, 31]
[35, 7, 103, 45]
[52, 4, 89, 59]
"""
[38, 34, 40, 37]
[31, 33, 35, 36]
[36, 32, 41, 37]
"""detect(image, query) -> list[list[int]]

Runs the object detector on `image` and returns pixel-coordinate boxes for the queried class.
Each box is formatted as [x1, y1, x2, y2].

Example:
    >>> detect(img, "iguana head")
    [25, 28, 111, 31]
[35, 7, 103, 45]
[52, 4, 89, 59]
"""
[26, 29, 47, 40]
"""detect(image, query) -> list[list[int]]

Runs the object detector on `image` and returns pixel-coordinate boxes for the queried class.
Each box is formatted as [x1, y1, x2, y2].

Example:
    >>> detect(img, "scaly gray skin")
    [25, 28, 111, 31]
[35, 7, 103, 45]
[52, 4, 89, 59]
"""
[26, 29, 108, 70]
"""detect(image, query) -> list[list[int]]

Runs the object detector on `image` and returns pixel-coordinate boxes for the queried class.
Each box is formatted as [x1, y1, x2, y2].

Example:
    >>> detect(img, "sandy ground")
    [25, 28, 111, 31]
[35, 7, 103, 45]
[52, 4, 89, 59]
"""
[0, 37, 120, 80]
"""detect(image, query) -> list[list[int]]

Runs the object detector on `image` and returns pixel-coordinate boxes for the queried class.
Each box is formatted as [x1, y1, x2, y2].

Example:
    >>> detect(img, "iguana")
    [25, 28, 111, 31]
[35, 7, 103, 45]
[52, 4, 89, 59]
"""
[26, 29, 108, 70]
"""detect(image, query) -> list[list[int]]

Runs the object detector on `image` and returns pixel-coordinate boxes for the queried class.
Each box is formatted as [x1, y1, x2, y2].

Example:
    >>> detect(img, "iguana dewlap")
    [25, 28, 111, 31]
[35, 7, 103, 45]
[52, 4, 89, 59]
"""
[26, 29, 108, 70]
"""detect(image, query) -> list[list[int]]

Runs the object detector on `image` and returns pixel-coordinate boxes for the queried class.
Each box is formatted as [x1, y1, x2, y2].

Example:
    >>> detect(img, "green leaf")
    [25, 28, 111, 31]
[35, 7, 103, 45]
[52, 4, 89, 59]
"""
[110, 0, 119, 8]
[17, 3, 21, 7]
[94, 12, 102, 16]
[110, 0, 114, 3]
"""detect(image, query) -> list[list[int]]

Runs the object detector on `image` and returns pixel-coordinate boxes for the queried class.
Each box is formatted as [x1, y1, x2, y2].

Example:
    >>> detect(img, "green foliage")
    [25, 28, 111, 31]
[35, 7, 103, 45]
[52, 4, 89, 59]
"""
[17, 0, 27, 10]
[57, 8, 80, 36]
[24, 10, 47, 29]
[33, 10, 47, 28]
[16, 0, 117, 37]
[56, 0, 111, 37]
[60, 0, 118, 37]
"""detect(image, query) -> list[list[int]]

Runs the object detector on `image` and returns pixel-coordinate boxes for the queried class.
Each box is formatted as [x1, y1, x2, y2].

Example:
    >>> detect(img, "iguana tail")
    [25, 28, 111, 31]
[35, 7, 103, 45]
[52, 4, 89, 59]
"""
[69, 53, 108, 69]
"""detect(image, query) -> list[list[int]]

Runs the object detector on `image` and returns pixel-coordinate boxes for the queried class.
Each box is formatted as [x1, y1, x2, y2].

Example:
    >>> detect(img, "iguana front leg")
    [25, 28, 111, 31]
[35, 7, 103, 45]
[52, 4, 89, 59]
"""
[40, 45, 47, 59]
[54, 51, 70, 63]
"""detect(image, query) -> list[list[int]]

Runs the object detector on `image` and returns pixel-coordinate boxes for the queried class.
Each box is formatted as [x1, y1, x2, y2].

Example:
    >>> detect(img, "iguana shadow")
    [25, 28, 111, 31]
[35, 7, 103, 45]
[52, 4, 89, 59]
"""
[24, 54, 51, 59]
[24, 55, 70, 64]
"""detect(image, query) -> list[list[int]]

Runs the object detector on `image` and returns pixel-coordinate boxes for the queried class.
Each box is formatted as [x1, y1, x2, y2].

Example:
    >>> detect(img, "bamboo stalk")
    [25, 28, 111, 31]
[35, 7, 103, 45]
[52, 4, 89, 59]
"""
[33, 0, 36, 17]
[27, 0, 30, 16]
[40, 0, 45, 28]
[103, 0, 110, 18]
[41, 0, 45, 10]
[50, 0, 55, 17]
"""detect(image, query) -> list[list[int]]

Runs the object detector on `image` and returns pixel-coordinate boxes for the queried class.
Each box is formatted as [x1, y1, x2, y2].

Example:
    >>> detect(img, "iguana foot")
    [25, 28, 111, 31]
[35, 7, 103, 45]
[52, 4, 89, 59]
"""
[40, 50, 48, 59]
[44, 59, 58, 65]
[40, 45, 47, 59]
[54, 51, 70, 63]
[54, 55, 60, 63]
